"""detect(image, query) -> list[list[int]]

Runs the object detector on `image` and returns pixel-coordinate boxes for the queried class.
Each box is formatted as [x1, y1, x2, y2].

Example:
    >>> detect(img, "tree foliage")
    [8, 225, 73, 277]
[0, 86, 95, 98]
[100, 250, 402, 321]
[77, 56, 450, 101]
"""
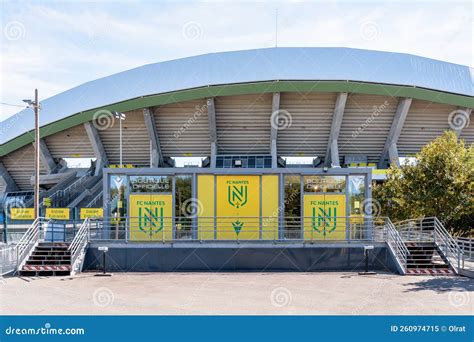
[373, 131, 473, 236]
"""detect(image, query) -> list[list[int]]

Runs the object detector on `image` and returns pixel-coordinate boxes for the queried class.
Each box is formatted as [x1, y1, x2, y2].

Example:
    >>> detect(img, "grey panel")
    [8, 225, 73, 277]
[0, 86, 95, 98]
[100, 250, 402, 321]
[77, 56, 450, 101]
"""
[279, 92, 336, 156]
[44, 124, 95, 158]
[97, 110, 150, 166]
[83, 246, 398, 273]
[215, 94, 272, 154]
[339, 94, 398, 163]
[1, 145, 47, 190]
[154, 99, 210, 157]
[398, 100, 457, 156]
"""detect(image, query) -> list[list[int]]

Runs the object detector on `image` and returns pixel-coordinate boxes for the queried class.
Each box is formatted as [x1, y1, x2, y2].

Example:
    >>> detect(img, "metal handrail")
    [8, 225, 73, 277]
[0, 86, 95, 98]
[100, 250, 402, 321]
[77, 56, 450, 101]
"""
[433, 217, 463, 273]
[15, 218, 47, 272]
[384, 217, 409, 273]
[49, 170, 92, 206]
[87, 190, 103, 208]
[456, 237, 474, 261]
[68, 218, 90, 273]
[393, 217, 463, 274]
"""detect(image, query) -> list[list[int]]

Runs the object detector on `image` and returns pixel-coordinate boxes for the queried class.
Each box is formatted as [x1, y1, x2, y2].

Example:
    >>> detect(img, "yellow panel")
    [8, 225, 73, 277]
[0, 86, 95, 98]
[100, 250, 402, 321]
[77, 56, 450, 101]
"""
[303, 194, 346, 240]
[261, 175, 279, 240]
[45, 208, 70, 220]
[10, 208, 35, 220]
[216, 175, 260, 240]
[197, 175, 215, 240]
[129, 194, 173, 241]
[80, 208, 104, 220]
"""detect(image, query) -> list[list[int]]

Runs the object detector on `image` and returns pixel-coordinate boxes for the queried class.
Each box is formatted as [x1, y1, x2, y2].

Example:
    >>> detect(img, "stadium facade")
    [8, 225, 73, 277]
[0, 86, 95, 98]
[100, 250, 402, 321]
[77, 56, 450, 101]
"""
[0, 48, 472, 276]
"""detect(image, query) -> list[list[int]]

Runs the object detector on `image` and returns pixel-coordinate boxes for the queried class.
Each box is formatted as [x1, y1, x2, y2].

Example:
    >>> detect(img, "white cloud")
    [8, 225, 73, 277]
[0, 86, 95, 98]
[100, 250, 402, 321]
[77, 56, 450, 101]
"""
[0, 1, 472, 122]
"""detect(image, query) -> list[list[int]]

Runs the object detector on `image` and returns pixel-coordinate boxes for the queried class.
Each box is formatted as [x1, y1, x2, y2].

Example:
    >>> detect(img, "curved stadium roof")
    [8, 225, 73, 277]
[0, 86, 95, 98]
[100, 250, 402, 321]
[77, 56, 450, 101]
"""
[1, 47, 473, 153]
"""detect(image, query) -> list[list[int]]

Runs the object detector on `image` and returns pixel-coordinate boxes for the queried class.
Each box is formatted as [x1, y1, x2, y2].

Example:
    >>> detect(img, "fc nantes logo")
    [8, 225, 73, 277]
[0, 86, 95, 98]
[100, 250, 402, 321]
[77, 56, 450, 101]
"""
[312, 207, 337, 236]
[227, 184, 248, 235]
[138, 206, 164, 237]
[227, 185, 248, 208]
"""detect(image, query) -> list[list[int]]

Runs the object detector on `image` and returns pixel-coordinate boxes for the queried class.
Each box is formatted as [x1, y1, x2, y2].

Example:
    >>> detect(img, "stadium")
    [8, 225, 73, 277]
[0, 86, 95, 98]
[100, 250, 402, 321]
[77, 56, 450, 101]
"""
[0, 47, 472, 277]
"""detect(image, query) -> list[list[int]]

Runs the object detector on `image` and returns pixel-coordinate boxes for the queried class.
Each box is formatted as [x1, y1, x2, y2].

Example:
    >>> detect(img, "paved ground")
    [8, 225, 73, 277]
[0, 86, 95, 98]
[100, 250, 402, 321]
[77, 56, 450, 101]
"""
[1, 272, 472, 315]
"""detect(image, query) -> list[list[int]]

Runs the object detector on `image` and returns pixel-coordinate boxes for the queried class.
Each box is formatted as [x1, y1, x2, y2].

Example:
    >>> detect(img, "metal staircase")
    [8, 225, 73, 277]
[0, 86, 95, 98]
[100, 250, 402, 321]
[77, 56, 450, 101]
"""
[393, 217, 463, 276]
[15, 218, 91, 277]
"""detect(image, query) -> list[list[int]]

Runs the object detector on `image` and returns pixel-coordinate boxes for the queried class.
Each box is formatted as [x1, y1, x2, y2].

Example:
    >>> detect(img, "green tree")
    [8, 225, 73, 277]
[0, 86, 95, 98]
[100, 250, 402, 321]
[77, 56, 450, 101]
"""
[373, 131, 473, 236]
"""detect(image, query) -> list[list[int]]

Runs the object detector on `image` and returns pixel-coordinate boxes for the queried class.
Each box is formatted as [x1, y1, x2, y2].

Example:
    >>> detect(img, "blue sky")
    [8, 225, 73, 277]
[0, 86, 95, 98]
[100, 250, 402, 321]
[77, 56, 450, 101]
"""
[0, 0, 472, 122]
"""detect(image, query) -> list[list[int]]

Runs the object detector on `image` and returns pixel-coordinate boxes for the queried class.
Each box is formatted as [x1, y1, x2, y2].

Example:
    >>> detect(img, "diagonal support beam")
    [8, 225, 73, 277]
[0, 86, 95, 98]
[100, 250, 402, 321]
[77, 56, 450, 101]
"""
[207, 98, 218, 168]
[325, 92, 348, 167]
[270, 92, 280, 168]
[32, 139, 57, 174]
[84, 122, 109, 176]
[379, 97, 412, 168]
[0, 161, 18, 192]
[143, 107, 164, 167]
[454, 107, 472, 138]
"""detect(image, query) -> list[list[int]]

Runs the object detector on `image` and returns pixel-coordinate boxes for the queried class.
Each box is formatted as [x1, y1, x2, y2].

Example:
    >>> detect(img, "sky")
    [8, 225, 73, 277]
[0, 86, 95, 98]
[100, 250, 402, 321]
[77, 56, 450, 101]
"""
[0, 0, 472, 122]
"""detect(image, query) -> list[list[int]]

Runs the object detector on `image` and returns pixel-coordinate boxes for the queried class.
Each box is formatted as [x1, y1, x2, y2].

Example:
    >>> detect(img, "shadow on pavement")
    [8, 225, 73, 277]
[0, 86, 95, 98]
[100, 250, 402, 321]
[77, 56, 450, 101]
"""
[403, 276, 474, 293]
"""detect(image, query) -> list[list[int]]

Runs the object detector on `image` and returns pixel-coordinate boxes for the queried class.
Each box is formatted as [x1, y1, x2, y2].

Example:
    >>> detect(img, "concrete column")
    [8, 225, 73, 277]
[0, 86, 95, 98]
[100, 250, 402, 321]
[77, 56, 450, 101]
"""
[379, 98, 412, 168]
[143, 107, 164, 167]
[325, 93, 347, 167]
[84, 122, 109, 176]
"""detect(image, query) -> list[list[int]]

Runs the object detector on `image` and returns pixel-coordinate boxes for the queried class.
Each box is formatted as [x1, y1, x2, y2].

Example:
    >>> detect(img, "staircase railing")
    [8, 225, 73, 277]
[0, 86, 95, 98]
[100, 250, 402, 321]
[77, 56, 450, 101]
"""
[15, 218, 48, 272]
[433, 217, 463, 274]
[68, 217, 90, 274]
[86, 190, 103, 208]
[384, 217, 409, 274]
[49, 170, 92, 207]
[393, 217, 463, 274]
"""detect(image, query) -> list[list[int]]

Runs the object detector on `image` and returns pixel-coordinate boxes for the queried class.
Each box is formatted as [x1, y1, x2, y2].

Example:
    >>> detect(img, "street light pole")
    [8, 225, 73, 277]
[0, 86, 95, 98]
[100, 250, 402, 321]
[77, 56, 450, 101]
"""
[34, 89, 40, 219]
[24, 90, 41, 219]
[119, 115, 123, 168]
[114, 112, 126, 168]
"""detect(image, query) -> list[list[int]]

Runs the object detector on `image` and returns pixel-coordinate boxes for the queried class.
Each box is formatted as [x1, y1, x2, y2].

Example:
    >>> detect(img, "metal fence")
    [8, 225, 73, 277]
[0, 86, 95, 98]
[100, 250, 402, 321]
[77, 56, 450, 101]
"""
[86, 216, 388, 243]
[456, 237, 473, 261]
[0, 244, 17, 276]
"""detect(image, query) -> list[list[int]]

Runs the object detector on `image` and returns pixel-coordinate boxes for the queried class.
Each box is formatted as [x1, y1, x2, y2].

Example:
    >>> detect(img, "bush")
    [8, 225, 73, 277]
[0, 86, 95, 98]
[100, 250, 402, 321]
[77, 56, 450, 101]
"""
[373, 131, 473, 237]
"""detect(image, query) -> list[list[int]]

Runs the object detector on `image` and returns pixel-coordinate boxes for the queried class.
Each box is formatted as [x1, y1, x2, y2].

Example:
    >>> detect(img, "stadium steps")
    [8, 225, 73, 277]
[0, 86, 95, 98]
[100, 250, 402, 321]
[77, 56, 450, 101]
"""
[68, 176, 103, 209]
[405, 242, 455, 275]
[19, 242, 71, 277]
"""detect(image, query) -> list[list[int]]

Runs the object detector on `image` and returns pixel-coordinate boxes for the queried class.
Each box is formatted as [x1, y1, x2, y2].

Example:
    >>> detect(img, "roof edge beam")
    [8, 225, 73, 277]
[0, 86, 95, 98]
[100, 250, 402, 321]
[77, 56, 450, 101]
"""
[84, 122, 108, 176]
[207, 98, 217, 168]
[270, 92, 280, 168]
[0, 161, 19, 192]
[143, 107, 164, 167]
[325, 92, 347, 167]
[379, 97, 412, 168]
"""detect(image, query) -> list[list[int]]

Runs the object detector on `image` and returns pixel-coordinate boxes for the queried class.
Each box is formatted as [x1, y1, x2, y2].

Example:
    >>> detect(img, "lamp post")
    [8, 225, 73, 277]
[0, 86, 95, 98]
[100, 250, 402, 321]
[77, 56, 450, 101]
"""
[23, 89, 40, 219]
[114, 112, 126, 168]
